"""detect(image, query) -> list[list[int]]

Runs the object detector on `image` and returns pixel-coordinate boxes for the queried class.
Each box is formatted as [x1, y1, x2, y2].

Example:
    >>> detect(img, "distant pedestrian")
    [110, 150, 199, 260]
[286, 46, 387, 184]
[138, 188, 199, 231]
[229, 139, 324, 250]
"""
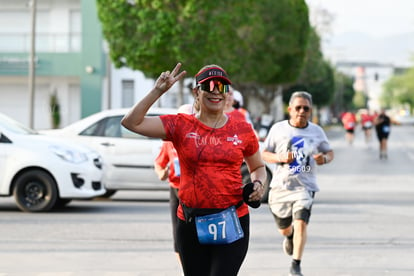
[360, 109, 375, 144]
[341, 111, 357, 145]
[224, 87, 258, 139]
[232, 89, 253, 125]
[374, 109, 393, 159]
[262, 91, 334, 276]
[223, 86, 248, 122]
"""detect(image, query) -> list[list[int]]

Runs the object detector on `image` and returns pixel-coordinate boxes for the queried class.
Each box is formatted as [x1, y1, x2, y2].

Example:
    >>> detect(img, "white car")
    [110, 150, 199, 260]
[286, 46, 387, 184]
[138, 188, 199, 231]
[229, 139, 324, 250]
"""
[0, 112, 105, 212]
[41, 108, 273, 202]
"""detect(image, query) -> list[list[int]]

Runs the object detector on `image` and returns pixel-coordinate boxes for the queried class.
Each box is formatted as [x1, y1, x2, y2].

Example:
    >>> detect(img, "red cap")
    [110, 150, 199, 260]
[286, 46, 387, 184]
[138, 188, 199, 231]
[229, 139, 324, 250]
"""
[195, 67, 231, 84]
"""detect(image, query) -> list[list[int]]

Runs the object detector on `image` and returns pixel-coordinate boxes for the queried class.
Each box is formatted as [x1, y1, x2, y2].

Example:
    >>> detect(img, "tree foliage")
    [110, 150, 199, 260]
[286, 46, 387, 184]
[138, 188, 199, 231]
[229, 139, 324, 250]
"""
[382, 67, 414, 109]
[283, 27, 334, 107]
[97, 0, 311, 111]
[49, 91, 60, 129]
[331, 71, 356, 114]
[225, 0, 310, 86]
[98, 0, 204, 77]
[352, 91, 367, 109]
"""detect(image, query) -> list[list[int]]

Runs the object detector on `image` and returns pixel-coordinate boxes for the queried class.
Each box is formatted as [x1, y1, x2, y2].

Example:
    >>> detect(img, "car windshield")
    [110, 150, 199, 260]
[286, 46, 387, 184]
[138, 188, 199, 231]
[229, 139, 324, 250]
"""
[0, 113, 38, 135]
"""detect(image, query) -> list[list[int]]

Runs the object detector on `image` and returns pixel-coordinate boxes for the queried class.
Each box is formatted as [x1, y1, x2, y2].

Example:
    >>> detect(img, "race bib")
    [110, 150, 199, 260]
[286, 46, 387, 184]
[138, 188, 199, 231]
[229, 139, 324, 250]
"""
[173, 157, 180, 177]
[383, 126, 390, 133]
[363, 121, 372, 128]
[195, 206, 244, 244]
[347, 122, 355, 128]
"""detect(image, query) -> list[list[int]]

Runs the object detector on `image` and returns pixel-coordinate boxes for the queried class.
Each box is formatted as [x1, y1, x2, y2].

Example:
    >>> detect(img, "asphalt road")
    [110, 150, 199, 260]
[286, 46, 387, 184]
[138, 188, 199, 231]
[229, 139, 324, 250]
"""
[0, 125, 413, 276]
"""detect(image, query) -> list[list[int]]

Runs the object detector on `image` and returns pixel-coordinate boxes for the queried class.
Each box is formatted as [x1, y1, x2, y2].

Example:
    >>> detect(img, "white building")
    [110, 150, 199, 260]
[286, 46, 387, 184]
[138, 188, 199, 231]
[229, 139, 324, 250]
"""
[335, 61, 397, 112]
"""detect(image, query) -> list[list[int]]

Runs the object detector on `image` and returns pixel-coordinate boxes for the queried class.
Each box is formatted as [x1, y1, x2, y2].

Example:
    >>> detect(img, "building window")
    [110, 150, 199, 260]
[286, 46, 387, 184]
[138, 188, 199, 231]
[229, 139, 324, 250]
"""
[0, 8, 81, 53]
[122, 80, 135, 108]
[69, 10, 81, 51]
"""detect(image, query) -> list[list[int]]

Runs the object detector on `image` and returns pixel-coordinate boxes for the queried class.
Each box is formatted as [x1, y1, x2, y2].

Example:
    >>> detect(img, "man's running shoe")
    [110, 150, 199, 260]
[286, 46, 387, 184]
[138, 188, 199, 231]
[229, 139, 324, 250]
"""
[289, 263, 303, 276]
[283, 237, 293, 256]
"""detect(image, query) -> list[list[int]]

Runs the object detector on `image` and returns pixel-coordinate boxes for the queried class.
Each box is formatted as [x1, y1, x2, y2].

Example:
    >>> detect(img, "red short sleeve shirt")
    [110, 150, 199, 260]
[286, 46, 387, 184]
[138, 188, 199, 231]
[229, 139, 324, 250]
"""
[154, 141, 180, 189]
[160, 113, 259, 220]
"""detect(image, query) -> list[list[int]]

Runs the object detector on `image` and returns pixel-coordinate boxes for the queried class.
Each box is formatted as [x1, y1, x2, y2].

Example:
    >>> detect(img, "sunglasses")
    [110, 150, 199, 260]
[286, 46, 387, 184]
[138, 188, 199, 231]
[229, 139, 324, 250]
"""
[294, 105, 310, 112]
[198, 80, 229, 94]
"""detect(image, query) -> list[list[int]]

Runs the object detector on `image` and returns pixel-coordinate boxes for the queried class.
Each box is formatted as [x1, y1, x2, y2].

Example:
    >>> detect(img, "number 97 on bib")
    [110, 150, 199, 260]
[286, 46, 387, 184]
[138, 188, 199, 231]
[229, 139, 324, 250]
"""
[195, 206, 244, 244]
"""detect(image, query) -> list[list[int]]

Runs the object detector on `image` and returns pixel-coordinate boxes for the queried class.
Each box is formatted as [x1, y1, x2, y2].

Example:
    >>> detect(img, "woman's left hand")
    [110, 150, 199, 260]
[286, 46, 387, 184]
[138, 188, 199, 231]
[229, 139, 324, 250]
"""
[248, 181, 264, 202]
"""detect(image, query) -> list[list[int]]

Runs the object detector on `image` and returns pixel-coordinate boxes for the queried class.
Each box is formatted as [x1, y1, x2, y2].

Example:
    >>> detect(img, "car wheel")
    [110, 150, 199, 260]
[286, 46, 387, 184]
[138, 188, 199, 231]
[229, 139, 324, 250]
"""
[240, 163, 272, 203]
[13, 170, 58, 212]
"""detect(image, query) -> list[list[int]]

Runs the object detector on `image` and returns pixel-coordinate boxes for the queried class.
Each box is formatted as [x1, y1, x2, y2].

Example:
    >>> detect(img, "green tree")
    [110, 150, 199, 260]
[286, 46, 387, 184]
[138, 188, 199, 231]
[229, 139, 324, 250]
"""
[97, 1, 258, 76]
[97, 0, 310, 112]
[331, 71, 355, 116]
[49, 91, 61, 129]
[352, 91, 367, 109]
[382, 66, 414, 110]
[230, 0, 310, 114]
[283, 27, 335, 108]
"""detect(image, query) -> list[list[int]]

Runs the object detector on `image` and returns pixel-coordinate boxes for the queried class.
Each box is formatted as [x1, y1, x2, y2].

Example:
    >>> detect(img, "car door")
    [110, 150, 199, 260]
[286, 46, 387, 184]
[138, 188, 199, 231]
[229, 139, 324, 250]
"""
[75, 115, 166, 190]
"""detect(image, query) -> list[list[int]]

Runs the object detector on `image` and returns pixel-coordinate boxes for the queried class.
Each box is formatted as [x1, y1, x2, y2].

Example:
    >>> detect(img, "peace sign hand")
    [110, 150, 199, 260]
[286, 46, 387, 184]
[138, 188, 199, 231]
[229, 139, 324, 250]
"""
[154, 63, 187, 94]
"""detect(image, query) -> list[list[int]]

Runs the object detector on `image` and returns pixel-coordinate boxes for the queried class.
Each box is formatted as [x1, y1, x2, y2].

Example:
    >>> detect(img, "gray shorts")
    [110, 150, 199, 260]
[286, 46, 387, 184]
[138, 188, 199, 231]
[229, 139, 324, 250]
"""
[268, 187, 315, 229]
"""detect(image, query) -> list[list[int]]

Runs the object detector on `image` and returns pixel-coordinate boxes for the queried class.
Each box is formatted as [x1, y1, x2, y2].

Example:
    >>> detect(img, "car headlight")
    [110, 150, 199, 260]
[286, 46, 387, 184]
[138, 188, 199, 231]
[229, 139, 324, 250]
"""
[49, 145, 88, 164]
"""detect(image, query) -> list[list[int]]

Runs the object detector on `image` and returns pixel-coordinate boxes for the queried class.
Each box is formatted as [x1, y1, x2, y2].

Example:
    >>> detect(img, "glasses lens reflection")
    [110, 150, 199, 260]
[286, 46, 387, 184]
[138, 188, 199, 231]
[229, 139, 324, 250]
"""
[200, 80, 229, 93]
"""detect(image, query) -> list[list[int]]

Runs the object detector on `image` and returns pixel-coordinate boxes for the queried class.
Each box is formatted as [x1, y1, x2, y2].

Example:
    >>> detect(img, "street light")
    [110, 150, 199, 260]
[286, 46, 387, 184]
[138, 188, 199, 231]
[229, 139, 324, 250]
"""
[28, 0, 37, 128]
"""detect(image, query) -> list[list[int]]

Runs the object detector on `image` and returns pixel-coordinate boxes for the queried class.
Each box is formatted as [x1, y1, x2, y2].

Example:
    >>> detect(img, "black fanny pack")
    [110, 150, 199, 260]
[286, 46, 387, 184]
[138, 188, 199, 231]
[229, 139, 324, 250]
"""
[181, 200, 243, 223]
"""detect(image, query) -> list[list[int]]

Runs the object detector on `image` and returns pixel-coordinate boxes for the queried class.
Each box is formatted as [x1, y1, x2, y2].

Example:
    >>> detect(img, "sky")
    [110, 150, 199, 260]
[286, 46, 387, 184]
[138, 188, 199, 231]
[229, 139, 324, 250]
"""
[305, 0, 414, 38]
[305, 0, 414, 66]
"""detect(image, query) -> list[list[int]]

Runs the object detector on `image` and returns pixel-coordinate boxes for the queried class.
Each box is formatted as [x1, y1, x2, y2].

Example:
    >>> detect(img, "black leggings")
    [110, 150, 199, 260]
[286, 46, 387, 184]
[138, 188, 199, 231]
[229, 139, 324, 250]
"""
[376, 132, 389, 141]
[169, 187, 179, 253]
[177, 214, 250, 276]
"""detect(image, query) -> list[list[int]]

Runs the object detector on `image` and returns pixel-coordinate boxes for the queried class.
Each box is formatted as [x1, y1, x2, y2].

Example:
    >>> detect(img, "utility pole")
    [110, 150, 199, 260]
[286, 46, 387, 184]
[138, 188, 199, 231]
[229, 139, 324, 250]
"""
[106, 54, 112, 109]
[28, 0, 37, 128]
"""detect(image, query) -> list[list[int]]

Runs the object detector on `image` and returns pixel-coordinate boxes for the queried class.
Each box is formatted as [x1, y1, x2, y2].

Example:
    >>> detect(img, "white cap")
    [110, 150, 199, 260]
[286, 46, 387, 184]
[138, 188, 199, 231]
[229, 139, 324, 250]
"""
[177, 104, 194, 114]
[233, 90, 244, 106]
